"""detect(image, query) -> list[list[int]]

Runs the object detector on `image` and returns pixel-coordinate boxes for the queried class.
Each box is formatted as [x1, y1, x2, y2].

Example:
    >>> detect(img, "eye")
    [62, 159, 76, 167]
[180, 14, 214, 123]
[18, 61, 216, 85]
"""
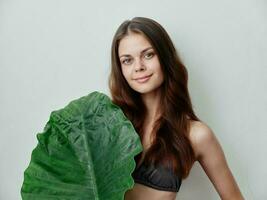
[121, 58, 132, 65]
[144, 52, 154, 59]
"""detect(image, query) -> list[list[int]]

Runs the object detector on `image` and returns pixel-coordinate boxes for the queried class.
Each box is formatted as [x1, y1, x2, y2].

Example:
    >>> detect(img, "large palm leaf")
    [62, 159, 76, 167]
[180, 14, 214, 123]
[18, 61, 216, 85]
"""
[21, 91, 143, 200]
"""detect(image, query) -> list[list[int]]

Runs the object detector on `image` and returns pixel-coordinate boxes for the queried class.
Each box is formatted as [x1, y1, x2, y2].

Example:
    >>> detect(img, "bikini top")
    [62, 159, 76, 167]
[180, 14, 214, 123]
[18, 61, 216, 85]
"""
[132, 161, 182, 192]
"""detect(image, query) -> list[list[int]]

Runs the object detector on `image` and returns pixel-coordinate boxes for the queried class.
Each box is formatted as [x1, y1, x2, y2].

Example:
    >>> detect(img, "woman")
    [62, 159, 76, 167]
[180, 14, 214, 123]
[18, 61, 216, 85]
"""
[108, 17, 244, 200]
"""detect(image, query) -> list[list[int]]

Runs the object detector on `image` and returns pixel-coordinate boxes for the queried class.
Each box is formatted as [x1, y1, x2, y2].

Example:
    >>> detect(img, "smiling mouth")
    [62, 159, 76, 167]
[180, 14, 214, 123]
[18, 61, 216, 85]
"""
[135, 74, 152, 83]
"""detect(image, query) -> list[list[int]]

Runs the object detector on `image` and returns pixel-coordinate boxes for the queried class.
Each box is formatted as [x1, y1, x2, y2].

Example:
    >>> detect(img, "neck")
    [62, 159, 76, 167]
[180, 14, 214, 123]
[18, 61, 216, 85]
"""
[141, 90, 162, 123]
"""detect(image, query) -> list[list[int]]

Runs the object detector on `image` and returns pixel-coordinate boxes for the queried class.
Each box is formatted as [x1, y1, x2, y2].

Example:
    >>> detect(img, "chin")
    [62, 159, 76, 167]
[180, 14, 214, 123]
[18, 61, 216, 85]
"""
[129, 80, 163, 94]
[131, 87, 148, 94]
[133, 86, 157, 94]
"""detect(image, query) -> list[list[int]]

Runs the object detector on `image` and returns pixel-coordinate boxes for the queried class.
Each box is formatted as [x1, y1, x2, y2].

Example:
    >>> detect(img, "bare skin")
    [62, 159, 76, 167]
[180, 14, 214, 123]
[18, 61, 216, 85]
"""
[122, 80, 244, 199]
[120, 32, 244, 200]
[124, 118, 178, 200]
[124, 182, 177, 200]
[124, 120, 245, 200]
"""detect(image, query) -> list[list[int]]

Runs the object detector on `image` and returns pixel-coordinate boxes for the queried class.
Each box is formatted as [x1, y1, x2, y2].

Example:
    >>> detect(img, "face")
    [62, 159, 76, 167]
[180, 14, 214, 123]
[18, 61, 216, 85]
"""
[118, 32, 164, 95]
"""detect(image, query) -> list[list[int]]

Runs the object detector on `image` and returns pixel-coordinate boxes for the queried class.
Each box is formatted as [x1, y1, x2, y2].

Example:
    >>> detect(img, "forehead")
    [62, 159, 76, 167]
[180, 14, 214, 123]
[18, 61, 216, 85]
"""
[118, 33, 153, 57]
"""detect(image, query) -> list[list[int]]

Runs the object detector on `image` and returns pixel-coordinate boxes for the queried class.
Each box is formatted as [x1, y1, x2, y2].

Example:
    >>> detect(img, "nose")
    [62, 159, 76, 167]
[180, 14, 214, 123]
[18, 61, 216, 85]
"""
[134, 57, 145, 72]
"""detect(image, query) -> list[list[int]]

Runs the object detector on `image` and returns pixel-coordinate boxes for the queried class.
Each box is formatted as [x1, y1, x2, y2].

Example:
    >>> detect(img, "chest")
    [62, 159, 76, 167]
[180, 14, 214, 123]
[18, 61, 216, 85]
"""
[137, 124, 155, 167]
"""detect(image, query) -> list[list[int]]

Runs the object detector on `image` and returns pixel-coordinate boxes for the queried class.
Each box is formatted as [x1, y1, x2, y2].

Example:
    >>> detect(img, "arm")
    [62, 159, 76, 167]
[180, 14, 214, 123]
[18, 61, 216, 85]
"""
[189, 121, 244, 200]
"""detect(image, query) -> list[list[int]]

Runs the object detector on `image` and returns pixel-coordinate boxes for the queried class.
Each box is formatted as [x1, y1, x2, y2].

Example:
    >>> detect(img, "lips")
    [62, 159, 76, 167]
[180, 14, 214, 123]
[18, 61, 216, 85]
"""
[134, 74, 152, 80]
[134, 74, 152, 83]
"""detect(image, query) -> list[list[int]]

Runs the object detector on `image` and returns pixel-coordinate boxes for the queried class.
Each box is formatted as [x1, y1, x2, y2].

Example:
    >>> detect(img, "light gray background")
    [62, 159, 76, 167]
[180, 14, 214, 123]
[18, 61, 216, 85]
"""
[0, 0, 266, 199]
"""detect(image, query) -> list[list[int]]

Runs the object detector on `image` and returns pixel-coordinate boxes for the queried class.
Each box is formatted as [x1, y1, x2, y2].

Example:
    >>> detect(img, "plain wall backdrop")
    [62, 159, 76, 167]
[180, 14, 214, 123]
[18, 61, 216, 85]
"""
[0, 0, 266, 199]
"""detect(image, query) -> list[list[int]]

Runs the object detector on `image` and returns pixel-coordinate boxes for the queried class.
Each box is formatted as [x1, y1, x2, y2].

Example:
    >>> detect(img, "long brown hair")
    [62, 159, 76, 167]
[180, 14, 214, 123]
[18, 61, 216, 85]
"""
[108, 17, 201, 179]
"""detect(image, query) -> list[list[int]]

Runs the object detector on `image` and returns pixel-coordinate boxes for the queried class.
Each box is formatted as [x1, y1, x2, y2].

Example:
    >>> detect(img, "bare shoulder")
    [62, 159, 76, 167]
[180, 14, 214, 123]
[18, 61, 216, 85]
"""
[188, 120, 219, 160]
[187, 120, 245, 199]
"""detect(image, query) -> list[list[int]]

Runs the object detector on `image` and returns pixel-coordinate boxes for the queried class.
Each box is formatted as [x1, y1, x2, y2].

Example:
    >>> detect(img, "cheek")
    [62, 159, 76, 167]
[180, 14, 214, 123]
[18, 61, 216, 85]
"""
[153, 62, 163, 74]
[121, 68, 130, 81]
[159, 67, 164, 77]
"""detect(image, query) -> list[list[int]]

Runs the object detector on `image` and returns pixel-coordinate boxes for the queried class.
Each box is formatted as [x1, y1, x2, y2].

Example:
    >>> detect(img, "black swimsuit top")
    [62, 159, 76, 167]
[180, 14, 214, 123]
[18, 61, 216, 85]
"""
[132, 161, 182, 192]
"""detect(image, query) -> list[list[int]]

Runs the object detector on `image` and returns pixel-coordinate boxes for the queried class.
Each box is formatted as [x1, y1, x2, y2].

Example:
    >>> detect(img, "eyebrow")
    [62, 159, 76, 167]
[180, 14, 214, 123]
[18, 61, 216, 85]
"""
[119, 47, 153, 58]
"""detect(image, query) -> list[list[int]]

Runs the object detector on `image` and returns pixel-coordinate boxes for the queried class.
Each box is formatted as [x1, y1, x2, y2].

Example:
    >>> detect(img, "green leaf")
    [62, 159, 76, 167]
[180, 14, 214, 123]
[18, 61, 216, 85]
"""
[21, 91, 143, 200]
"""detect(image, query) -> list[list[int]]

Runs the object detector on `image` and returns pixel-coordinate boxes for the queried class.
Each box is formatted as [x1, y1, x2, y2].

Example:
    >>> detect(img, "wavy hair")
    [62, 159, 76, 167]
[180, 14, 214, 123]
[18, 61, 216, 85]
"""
[108, 17, 201, 179]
